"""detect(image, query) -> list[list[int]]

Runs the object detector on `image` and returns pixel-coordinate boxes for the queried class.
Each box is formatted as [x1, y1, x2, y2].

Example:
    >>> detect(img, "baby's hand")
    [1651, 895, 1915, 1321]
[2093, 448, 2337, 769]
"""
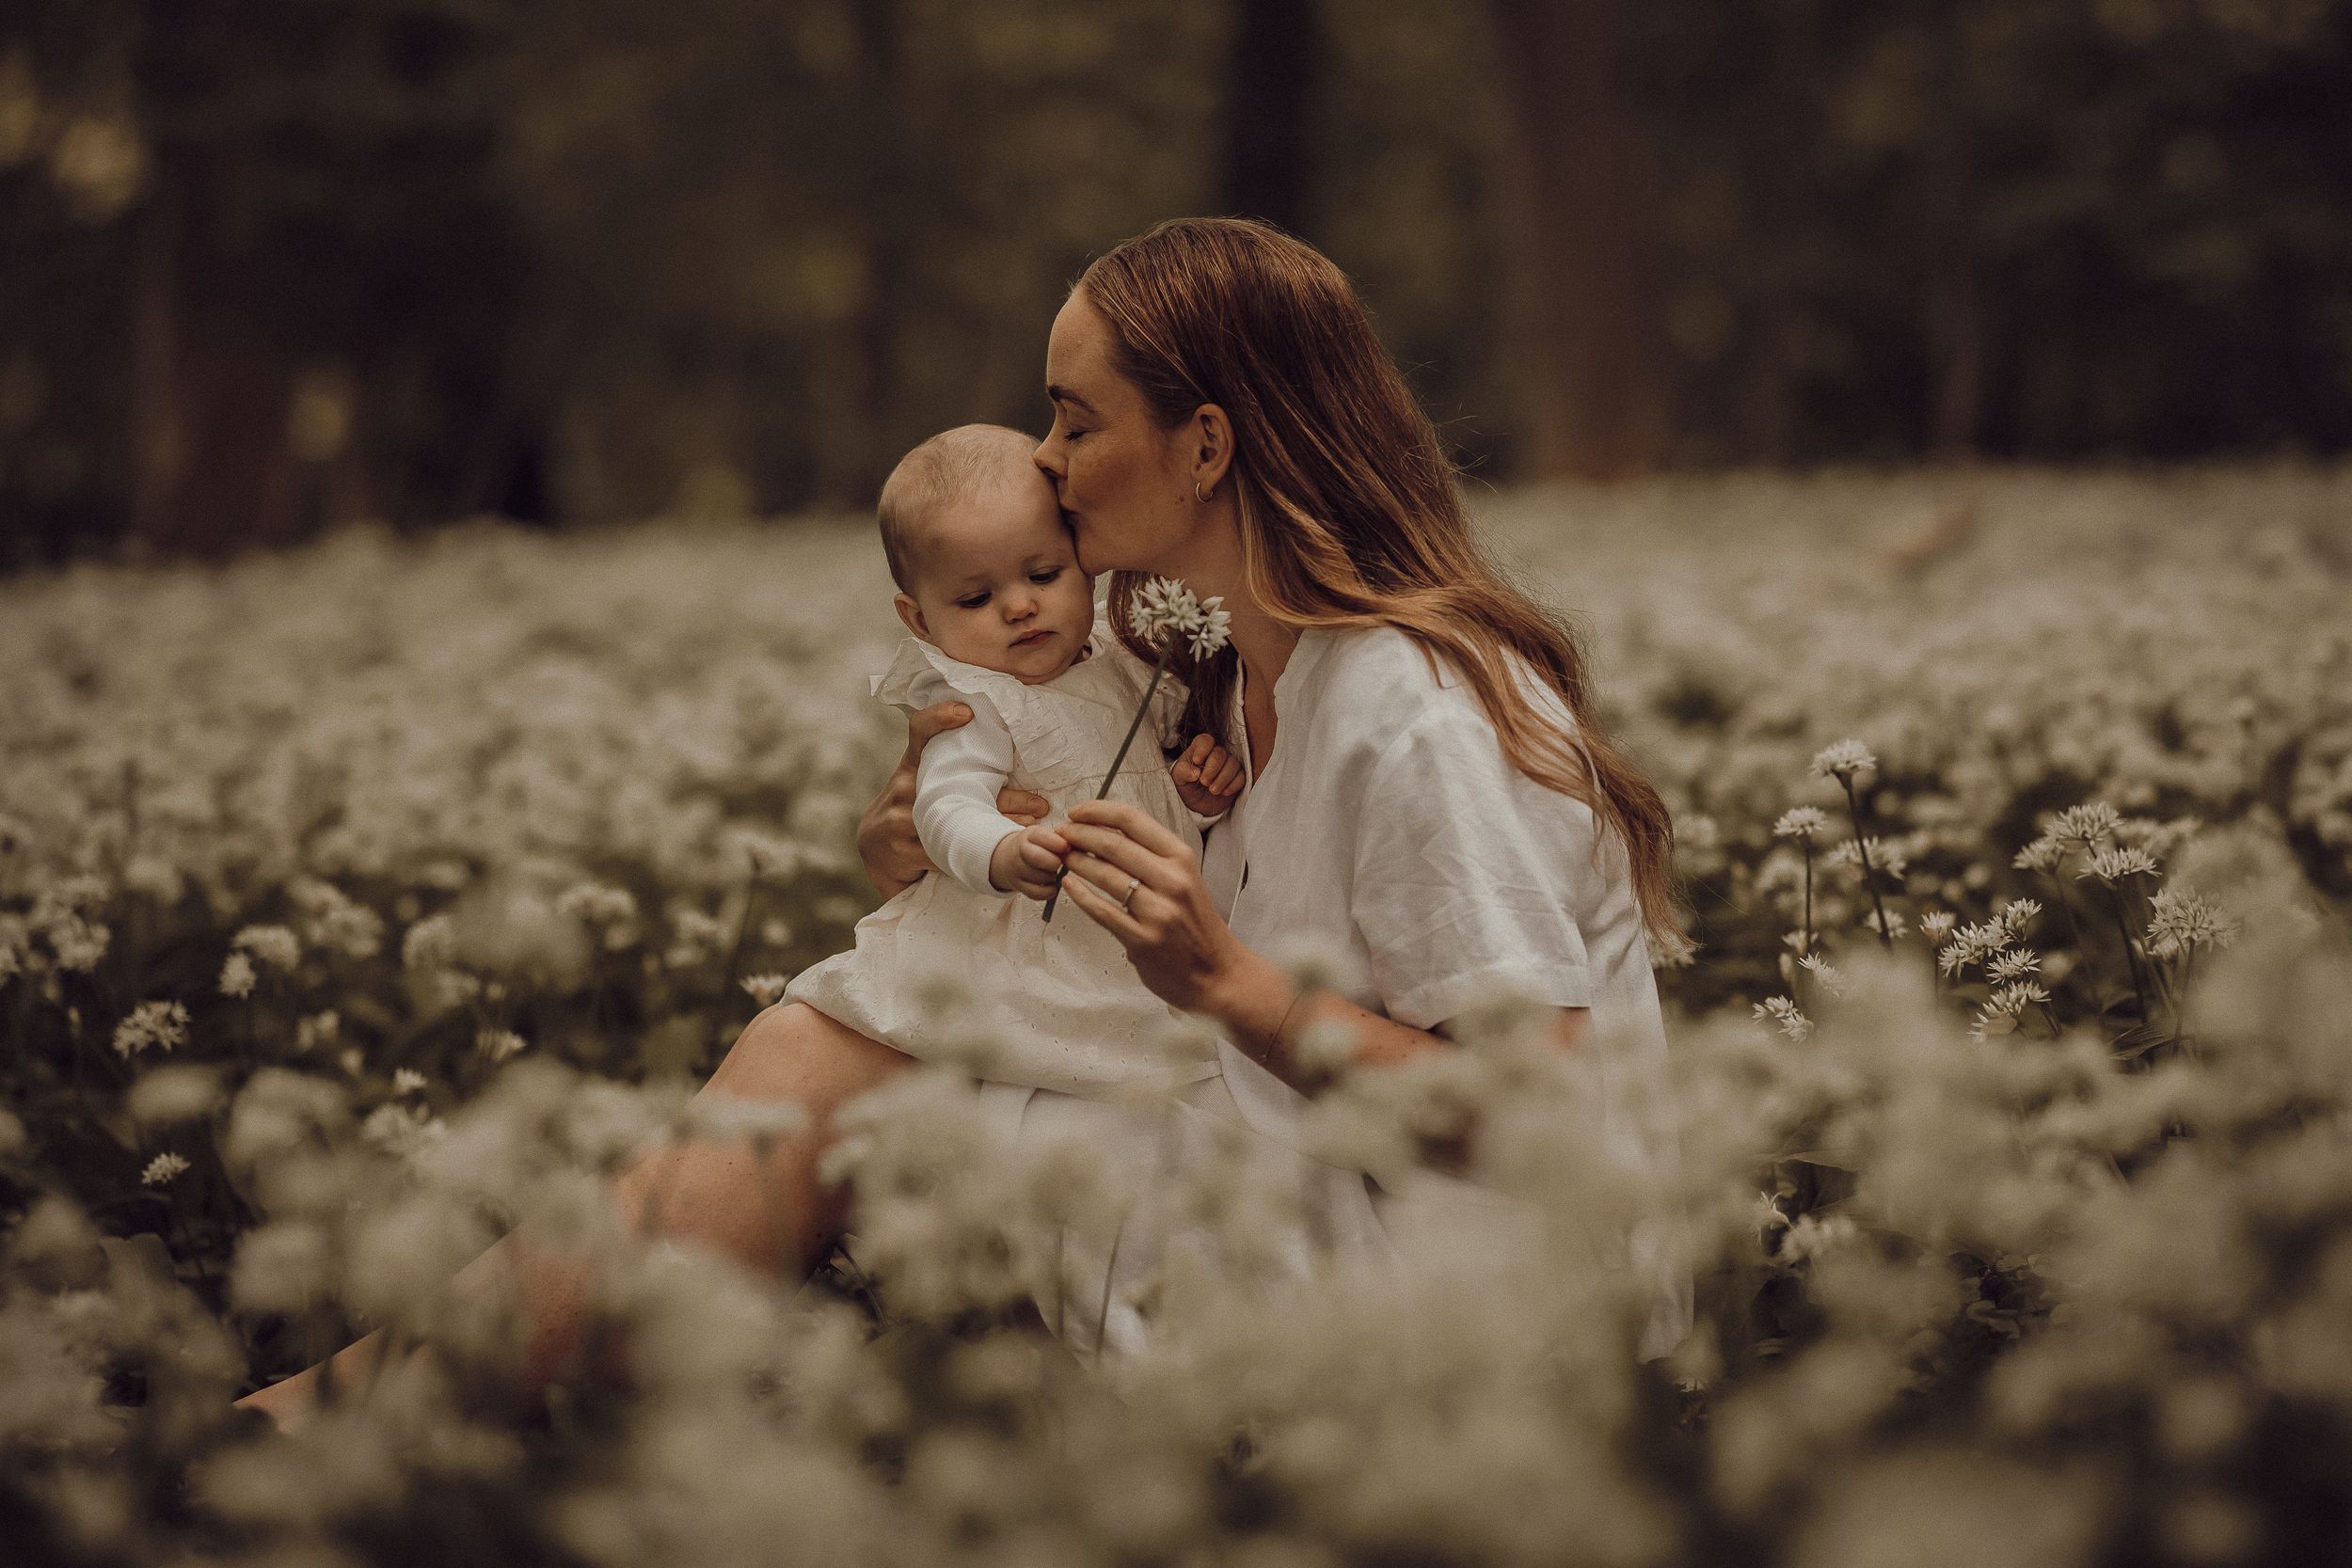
[990, 822, 1070, 901]
[1171, 733, 1244, 817]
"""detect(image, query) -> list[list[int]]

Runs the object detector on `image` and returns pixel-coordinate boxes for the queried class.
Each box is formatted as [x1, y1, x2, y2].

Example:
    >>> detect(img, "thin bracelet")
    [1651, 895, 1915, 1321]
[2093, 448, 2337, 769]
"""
[1263, 985, 1317, 1067]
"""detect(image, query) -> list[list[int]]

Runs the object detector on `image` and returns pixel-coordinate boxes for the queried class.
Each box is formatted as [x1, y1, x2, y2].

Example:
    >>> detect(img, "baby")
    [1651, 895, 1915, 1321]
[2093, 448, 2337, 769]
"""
[785, 424, 1244, 1097]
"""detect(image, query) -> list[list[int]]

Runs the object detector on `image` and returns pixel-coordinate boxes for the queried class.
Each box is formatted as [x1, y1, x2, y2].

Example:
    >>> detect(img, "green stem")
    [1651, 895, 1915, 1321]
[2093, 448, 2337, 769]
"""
[1837, 777, 1892, 948]
[1043, 641, 1174, 924]
[2106, 885, 2151, 1026]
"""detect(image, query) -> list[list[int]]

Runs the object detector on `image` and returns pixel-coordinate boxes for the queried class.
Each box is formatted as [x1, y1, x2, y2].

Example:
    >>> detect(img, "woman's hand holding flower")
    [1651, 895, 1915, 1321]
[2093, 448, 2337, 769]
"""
[1050, 799, 1275, 1021]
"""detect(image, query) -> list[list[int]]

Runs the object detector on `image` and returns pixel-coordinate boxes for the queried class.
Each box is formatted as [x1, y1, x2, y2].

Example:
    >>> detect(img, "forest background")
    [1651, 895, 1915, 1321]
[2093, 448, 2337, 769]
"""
[3, 0, 2349, 570]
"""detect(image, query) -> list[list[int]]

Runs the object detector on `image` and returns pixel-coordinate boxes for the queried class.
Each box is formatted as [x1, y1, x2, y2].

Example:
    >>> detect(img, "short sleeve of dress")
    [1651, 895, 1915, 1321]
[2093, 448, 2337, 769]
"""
[1348, 702, 1597, 1031]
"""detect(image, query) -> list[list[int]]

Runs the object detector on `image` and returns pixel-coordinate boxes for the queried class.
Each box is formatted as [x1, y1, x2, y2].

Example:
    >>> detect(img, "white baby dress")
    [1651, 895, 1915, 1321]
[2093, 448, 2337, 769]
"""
[786, 612, 1221, 1100]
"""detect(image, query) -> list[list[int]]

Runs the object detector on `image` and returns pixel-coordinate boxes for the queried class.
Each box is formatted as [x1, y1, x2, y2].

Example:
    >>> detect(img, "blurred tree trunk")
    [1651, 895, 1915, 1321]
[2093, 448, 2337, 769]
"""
[1221, 0, 1319, 237]
[128, 181, 302, 559]
[829, 0, 911, 506]
[1486, 0, 1668, 480]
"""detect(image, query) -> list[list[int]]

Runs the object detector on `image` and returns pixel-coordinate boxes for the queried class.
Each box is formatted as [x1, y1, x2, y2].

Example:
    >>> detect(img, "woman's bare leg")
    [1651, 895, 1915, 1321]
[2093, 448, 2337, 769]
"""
[233, 1004, 917, 1429]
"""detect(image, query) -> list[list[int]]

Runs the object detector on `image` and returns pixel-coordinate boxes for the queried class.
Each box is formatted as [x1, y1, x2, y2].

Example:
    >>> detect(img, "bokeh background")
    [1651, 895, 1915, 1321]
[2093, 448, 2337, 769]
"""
[4, 0, 2349, 569]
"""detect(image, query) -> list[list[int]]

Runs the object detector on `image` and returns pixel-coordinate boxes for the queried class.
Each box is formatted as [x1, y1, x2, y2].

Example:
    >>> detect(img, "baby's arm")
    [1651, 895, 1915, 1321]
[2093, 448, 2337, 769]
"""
[912, 701, 1040, 897]
[1171, 733, 1245, 820]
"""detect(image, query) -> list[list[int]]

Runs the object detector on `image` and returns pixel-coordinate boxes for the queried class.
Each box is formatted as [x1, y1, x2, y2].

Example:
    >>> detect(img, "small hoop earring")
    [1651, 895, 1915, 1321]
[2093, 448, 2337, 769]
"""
[1195, 481, 1212, 504]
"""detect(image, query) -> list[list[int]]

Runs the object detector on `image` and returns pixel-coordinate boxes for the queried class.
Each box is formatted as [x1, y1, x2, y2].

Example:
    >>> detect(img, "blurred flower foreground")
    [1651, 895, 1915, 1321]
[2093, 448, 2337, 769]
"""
[5, 465, 2352, 1568]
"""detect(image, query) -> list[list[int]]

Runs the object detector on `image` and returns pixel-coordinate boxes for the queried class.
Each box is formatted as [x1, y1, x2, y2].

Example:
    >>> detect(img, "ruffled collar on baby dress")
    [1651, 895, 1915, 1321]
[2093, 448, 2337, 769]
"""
[868, 610, 1119, 711]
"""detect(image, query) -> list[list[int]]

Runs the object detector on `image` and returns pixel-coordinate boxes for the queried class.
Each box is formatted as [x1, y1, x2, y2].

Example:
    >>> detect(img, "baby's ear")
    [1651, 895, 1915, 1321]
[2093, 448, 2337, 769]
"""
[893, 592, 931, 642]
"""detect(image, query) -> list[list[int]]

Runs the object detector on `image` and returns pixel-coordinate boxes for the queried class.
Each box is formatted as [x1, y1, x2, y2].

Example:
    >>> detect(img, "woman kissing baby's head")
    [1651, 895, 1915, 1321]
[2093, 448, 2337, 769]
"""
[880, 423, 1096, 684]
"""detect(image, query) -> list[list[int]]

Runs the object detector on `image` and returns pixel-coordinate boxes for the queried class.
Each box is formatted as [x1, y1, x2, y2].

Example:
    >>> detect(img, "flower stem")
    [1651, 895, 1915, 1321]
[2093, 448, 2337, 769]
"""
[2106, 885, 2151, 1025]
[1801, 842, 1815, 958]
[1043, 642, 1173, 924]
[1837, 776, 1892, 948]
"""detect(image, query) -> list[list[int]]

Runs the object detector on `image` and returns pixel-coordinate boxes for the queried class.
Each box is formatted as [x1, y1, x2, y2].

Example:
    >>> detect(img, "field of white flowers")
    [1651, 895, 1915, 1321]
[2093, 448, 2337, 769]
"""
[5, 463, 2351, 1568]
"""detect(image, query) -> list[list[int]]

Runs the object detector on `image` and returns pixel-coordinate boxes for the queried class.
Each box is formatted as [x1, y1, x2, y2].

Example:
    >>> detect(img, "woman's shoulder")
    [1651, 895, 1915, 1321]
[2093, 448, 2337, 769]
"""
[1302, 623, 1557, 742]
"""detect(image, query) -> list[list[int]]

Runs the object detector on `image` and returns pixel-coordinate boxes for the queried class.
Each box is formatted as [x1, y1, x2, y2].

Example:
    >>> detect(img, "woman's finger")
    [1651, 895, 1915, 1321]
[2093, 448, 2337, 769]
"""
[1057, 823, 1182, 895]
[1060, 863, 1150, 942]
[902, 701, 974, 767]
[1065, 798, 1193, 861]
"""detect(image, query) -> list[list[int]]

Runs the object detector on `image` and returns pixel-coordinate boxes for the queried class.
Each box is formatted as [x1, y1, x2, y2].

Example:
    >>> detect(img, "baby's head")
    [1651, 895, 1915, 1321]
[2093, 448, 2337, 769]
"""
[881, 424, 1096, 683]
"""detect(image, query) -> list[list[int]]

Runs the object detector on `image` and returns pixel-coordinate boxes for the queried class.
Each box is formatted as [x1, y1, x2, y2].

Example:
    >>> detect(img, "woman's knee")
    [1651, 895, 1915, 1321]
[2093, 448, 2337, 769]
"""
[707, 1002, 915, 1117]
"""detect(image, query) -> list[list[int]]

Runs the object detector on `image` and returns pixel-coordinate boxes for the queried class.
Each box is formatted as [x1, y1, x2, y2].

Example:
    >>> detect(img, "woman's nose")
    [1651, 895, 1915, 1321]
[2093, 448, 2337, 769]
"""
[1031, 438, 1062, 483]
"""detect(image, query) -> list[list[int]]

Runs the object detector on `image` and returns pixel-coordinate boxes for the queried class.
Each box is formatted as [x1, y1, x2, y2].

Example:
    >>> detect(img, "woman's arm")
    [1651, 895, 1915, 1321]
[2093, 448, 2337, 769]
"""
[1046, 800, 1584, 1097]
[856, 702, 1050, 897]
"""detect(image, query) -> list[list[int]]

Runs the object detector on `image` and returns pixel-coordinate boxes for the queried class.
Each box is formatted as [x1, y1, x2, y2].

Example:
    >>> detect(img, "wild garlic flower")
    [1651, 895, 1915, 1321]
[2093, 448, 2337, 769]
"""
[231, 924, 301, 972]
[1998, 897, 2042, 936]
[140, 1151, 190, 1186]
[2047, 802, 2122, 846]
[740, 973, 792, 1007]
[1826, 835, 1908, 877]
[1772, 806, 1830, 840]
[294, 1010, 340, 1053]
[1986, 948, 2042, 984]
[1753, 995, 1812, 1041]
[1128, 576, 1234, 659]
[402, 913, 459, 971]
[1919, 911, 1957, 942]
[2147, 887, 2238, 958]
[476, 1028, 528, 1063]
[1809, 739, 1877, 782]
[2077, 846, 2160, 884]
[1862, 906, 1908, 941]
[2012, 836, 2067, 873]
[1795, 953, 1846, 998]
[392, 1068, 429, 1096]
[113, 999, 190, 1059]
[1938, 918, 2011, 976]
[218, 951, 257, 998]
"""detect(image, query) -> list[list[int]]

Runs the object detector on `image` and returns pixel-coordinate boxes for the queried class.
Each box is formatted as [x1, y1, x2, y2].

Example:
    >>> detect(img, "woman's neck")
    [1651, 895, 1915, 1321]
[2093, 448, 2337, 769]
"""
[1175, 528, 1298, 693]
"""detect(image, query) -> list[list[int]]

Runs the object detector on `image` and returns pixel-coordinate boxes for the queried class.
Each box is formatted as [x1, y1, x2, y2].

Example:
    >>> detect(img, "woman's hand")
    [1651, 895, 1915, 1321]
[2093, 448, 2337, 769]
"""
[1050, 799, 1257, 1016]
[856, 702, 1051, 898]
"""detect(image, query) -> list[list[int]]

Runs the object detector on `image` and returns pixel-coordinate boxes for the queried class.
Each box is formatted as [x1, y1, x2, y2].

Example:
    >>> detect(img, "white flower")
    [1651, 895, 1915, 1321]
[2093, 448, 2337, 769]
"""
[1919, 911, 1957, 941]
[1809, 739, 1877, 782]
[1772, 806, 1830, 840]
[2147, 886, 2239, 958]
[128, 1064, 223, 1125]
[1998, 897, 2042, 936]
[2077, 846, 2160, 884]
[231, 924, 300, 972]
[218, 951, 257, 999]
[402, 912, 459, 970]
[140, 1151, 191, 1186]
[1753, 995, 1812, 1041]
[2013, 836, 2067, 873]
[1126, 576, 1232, 659]
[294, 1010, 340, 1053]
[557, 883, 639, 927]
[113, 1000, 190, 1059]
[476, 1028, 528, 1063]
[1986, 948, 2042, 984]
[2048, 802, 2121, 846]
[392, 1068, 429, 1096]
[739, 973, 792, 1008]
[1795, 953, 1846, 998]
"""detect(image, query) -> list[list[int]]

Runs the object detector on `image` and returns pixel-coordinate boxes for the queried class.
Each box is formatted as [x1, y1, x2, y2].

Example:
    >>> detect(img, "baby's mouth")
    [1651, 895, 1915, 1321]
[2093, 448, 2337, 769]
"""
[1011, 629, 1054, 648]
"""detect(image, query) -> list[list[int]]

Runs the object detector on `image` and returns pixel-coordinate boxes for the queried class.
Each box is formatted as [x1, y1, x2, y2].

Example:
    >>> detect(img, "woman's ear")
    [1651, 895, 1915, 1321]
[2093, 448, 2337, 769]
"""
[1190, 404, 1234, 499]
[894, 591, 933, 642]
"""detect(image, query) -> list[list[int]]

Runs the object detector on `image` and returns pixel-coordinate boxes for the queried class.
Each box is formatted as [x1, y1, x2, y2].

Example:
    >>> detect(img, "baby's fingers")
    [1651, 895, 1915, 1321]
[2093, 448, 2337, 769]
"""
[1206, 749, 1244, 795]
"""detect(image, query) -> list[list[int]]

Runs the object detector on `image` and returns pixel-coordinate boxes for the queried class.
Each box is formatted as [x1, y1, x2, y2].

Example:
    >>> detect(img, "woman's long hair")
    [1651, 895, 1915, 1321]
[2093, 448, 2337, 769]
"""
[1080, 216, 1687, 953]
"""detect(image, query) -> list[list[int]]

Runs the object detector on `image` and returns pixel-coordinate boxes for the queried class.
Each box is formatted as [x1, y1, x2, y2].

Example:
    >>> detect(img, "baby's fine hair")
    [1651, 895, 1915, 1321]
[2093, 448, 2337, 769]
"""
[878, 423, 1044, 592]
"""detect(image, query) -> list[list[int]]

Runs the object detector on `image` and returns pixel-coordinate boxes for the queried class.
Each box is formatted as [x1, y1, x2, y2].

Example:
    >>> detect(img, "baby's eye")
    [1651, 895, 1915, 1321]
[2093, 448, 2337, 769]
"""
[1029, 567, 1062, 584]
[954, 593, 990, 610]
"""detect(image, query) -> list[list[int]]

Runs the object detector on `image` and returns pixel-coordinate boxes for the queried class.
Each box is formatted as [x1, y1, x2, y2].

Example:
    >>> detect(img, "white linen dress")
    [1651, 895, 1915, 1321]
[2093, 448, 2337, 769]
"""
[827, 621, 1695, 1370]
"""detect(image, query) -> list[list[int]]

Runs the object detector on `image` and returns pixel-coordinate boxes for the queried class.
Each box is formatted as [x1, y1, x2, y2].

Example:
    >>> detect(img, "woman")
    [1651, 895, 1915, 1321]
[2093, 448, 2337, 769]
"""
[239, 217, 1690, 1427]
